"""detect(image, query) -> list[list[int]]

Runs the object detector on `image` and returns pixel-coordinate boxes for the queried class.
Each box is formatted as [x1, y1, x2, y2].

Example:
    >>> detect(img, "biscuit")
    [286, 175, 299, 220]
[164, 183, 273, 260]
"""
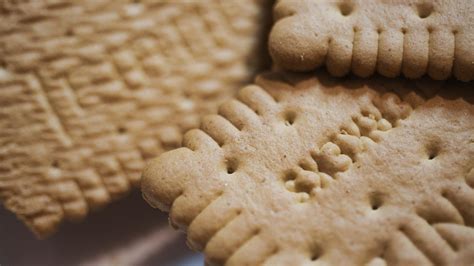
[142, 71, 474, 265]
[0, 0, 271, 238]
[269, 0, 474, 81]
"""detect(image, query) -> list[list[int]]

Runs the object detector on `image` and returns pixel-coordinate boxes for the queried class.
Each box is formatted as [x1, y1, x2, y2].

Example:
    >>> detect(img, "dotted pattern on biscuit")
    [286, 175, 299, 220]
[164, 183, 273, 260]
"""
[0, 0, 271, 238]
[269, 0, 474, 81]
[142, 71, 474, 265]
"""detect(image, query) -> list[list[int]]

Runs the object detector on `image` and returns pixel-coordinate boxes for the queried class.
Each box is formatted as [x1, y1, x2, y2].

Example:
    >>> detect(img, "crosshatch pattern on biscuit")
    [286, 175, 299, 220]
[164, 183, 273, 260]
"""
[269, 0, 474, 81]
[142, 71, 474, 265]
[0, 0, 271, 238]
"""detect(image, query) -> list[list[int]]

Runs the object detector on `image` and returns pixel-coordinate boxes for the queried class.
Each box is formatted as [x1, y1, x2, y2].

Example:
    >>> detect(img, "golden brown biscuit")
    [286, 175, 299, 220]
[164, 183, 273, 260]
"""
[143, 71, 474, 265]
[0, 0, 271, 238]
[269, 0, 474, 81]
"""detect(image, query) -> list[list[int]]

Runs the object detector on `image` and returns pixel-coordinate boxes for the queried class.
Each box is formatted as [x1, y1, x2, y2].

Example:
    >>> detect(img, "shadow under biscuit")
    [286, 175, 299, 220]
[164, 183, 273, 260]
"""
[0, 191, 198, 265]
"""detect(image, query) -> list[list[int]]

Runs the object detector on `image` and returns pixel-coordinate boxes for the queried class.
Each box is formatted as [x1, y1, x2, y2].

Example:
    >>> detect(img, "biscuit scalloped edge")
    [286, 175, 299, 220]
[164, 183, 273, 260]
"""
[142, 71, 474, 265]
[269, 0, 474, 81]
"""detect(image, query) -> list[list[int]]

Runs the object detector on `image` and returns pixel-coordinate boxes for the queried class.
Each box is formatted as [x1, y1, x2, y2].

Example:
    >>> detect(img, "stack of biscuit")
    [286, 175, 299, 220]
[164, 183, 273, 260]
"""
[2, 0, 473, 265]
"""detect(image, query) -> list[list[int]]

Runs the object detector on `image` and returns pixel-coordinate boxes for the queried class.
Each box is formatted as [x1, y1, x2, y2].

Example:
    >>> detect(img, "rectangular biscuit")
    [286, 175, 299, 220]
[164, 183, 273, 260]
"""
[0, 0, 272, 238]
[269, 0, 474, 81]
[142, 71, 474, 265]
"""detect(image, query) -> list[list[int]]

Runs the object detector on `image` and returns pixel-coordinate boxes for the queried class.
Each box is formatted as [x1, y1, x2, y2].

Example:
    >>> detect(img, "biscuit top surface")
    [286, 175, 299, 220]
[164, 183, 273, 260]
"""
[142, 71, 474, 265]
[269, 0, 474, 81]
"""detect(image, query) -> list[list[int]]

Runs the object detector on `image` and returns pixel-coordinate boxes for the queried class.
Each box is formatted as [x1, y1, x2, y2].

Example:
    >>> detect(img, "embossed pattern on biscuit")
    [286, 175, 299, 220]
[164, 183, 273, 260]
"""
[269, 0, 474, 81]
[142, 71, 474, 265]
[0, 0, 271, 238]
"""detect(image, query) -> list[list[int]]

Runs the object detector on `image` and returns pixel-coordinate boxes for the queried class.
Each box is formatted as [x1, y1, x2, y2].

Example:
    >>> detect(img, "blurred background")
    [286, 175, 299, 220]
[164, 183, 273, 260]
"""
[3, 1, 473, 265]
[0, 1, 272, 265]
[0, 191, 203, 265]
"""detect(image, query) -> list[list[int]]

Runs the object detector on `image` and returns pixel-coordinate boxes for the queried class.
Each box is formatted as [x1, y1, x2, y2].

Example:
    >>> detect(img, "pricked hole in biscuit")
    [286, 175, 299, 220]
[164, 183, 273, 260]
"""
[271, 246, 280, 255]
[51, 160, 60, 168]
[117, 126, 127, 134]
[284, 110, 297, 126]
[401, 28, 407, 34]
[226, 164, 237, 174]
[377, 28, 383, 34]
[310, 246, 322, 261]
[338, 2, 353, 16]
[65, 28, 74, 36]
[225, 158, 239, 174]
[426, 144, 440, 160]
[452, 29, 458, 35]
[417, 2, 433, 19]
[398, 224, 406, 231]
[427, 26, 434, 33]
[370, 192, 384, 210]
[441, 189, 449, 198]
